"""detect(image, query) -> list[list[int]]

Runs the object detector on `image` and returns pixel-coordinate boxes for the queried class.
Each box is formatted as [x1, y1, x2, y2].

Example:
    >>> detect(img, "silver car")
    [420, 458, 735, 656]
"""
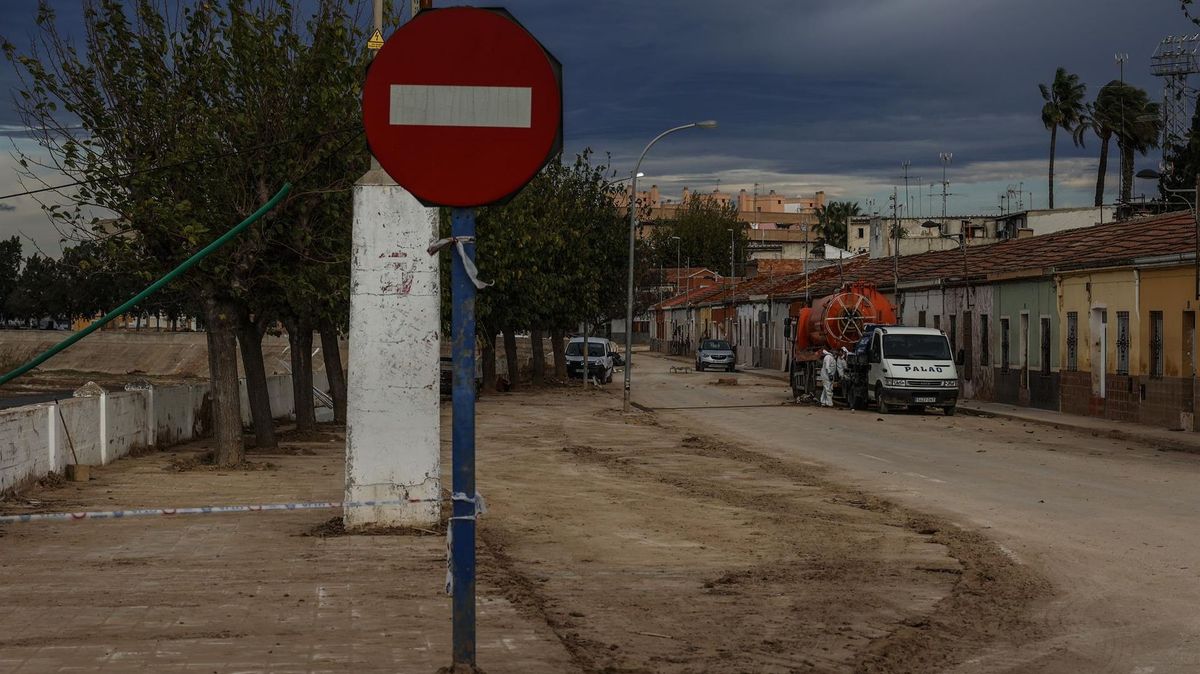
[695, 339, 736, 372]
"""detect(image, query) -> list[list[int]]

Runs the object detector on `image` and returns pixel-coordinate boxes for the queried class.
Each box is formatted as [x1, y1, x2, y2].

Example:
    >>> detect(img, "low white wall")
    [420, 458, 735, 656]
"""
[106, 391, 150, 460]
[1, 371, 334, 496]
[155, 384, 198, 447]
[56, 397, 103, 467]
[237, 374, 299, 425]
[0, 406, 50, 494]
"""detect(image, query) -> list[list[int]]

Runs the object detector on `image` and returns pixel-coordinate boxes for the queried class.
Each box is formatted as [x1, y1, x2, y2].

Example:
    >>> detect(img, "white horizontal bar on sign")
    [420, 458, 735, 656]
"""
[389, 84, 532, 128]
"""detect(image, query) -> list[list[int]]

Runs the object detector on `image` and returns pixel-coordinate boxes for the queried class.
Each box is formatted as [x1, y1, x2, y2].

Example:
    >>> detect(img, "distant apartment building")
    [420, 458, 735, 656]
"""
[623, 186, 824, 231]
[624, 185, 827, 260]
[850, 205, 1115, 259]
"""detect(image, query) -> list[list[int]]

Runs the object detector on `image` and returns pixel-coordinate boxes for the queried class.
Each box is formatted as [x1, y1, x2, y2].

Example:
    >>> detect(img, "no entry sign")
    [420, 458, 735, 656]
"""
[363, 7, 563, 208]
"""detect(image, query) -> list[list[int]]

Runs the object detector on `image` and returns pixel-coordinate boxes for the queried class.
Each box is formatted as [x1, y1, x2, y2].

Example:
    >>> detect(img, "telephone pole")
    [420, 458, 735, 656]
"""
[890, 188, 901, 298]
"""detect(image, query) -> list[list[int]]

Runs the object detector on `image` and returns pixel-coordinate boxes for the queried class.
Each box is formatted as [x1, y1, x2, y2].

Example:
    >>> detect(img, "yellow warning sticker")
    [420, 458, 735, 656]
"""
[367, 29, 384, 50]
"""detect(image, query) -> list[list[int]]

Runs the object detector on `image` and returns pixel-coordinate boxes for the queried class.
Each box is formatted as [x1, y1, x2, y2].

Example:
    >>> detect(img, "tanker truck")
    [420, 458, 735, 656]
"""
[788, 282, 960, 415]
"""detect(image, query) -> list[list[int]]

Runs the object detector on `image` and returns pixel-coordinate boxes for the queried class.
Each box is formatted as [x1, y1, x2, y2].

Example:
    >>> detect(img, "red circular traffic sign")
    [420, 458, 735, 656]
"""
[363, 8, 562, 208]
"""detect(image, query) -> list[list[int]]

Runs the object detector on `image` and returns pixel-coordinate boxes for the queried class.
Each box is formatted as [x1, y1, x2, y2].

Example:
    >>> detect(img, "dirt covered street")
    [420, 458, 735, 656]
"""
[477, 387, 1048, 673]
[0, 377, 1049, 673]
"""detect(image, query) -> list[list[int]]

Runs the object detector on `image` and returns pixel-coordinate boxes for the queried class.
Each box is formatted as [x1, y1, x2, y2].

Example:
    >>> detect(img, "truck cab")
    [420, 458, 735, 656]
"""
[848, 326, 959, 415]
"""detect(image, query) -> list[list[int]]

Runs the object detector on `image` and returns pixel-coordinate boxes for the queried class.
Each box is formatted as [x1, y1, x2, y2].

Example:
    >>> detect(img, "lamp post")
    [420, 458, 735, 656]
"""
[727, 227, 736, 341]
[623, 120, 717, 412]
[1138, 168, 1199, 298]
[670, 235, 681, 351]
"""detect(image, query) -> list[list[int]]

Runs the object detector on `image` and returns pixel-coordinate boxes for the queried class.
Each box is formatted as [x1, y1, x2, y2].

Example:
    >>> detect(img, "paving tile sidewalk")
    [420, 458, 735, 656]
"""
[0, 427, 572, 674]
[957, 400, 1200, 453]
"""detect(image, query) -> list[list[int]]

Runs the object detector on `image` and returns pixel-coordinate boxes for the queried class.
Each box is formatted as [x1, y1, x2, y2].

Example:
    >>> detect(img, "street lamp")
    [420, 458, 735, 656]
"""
[623, 120, 718, 412]
[1138, 168, 1199, 298]
[611, 171, 645, 186]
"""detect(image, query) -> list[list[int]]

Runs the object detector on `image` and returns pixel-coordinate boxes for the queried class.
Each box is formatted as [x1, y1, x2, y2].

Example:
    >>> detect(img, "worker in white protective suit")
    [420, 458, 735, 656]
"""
[819, 349, 836, 407]
[836, 347, 850, 381]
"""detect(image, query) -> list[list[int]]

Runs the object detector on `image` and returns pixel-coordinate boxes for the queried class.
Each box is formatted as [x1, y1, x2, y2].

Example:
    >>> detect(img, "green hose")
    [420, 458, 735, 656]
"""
[0, 183, 293, 388]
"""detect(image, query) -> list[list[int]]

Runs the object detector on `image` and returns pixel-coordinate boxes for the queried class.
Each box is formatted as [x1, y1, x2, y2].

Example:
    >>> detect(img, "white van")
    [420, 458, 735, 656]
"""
[851, 326, 960, 415]
[565, 337, 620, 384]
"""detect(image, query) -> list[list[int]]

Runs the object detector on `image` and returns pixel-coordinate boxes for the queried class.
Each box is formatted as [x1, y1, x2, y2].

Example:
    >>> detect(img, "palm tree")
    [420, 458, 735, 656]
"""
[1110, 85, 1162, 205]
[814, 201, 859, 250]
[1040, 68, 1087, 209]
[1074, 83, 1120, 207]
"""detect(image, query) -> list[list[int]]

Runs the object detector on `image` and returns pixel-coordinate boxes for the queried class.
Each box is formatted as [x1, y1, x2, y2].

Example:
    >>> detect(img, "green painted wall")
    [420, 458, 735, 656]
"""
[992, 279, 1059, 371]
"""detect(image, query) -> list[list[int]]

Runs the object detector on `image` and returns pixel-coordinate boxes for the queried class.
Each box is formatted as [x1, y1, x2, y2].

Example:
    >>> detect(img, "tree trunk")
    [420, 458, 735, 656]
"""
[1048, 125, 1057, 210]
[502, 328, 519, 390]
[287, 318, 316, 431]
[237, 317, 276, 450]
[481, 330, 498, 393]
[530, 328, 545, 385]
[551, 328, 567, 379]
[204, 297, 245, 466]
[1094, 133, 1111, 208]
[319, 319, 347, 424]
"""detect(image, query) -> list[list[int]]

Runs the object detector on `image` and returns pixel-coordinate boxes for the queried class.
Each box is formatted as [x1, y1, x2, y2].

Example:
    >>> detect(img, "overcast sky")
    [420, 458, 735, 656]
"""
[0, 0, 1192, 255]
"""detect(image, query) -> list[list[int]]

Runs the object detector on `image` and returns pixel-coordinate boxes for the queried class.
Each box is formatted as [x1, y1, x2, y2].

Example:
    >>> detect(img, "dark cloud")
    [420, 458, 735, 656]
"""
[0, 0, 1192, 219]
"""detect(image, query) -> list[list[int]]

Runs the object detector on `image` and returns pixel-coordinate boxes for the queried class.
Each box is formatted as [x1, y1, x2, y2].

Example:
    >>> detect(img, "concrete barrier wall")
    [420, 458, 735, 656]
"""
[105, 391, 150, 460]
[0, 372, 334, 496]
[0, 405, 50, 494]
[237, 374, 299, 425]
[56, 397, 103, 467]
[155, 385, 199, 447]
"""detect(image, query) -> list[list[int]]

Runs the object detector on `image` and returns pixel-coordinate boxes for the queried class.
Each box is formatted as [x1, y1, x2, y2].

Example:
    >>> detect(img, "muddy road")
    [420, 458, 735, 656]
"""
[630, 353, 1200, 673]
[473, 384, 1048, 673]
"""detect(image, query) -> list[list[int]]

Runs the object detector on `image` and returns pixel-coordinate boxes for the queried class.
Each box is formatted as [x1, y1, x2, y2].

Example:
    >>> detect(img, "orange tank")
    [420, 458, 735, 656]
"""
[794, 282, 897, 352]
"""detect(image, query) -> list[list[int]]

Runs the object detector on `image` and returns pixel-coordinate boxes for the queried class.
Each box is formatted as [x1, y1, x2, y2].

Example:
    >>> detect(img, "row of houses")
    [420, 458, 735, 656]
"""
[649, 209, 1200, 431]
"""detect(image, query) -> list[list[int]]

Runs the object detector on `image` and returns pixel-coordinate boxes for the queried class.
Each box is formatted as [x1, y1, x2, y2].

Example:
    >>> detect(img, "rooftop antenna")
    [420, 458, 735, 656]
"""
[903, 161, 912, 223]
[1151, 35, 1200, 170]
[1116, 52, 1130, 206]
[939, 152, 953, 226]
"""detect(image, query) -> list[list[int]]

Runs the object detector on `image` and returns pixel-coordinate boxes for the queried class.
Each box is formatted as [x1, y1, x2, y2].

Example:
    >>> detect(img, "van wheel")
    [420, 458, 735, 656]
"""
[876, 383, 892, 414]
[605, 369, 614, 385]
[944, 405, 956, 417]
[695, 361, 703, 372]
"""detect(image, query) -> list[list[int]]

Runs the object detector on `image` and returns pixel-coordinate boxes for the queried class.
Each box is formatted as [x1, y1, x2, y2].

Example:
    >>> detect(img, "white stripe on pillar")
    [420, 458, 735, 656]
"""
[389, 84, 532, 128]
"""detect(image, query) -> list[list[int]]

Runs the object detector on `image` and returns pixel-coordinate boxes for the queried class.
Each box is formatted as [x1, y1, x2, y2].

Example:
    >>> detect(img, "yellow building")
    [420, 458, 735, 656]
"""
[1058, 264, 1200, 429]
[1057, 269, 1139, 420]
[1136, 266, 1200, 429]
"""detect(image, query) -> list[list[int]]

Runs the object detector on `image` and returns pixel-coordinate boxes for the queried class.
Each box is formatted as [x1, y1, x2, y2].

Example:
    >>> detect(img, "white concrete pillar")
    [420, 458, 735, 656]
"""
[344, 169, 441, 528]
[46, 404, 57, 473]
[99, 391, 108, 465]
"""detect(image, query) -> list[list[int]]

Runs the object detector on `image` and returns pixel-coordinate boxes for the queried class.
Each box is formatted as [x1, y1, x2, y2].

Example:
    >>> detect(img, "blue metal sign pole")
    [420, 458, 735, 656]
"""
[450, 207, 478, 666]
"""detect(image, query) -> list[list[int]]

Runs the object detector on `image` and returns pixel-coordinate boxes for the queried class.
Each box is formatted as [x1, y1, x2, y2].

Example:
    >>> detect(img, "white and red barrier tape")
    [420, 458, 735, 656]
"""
[0, 499, 429, 524]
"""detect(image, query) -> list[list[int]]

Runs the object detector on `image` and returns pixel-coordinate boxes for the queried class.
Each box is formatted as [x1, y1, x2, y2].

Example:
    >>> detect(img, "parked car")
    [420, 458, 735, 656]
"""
[695, 339, 736, 372]
[566, 337, 618, 383]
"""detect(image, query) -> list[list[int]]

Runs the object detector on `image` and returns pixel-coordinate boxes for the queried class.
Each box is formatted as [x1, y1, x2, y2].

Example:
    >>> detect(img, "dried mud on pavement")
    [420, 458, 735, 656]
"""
[0, 386, 1049, 673]
[474, 386, 1050, 673]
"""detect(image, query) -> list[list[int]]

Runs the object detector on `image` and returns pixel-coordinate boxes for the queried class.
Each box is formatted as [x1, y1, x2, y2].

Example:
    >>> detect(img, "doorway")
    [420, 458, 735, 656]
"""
[1091, 308, 1107, 398]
